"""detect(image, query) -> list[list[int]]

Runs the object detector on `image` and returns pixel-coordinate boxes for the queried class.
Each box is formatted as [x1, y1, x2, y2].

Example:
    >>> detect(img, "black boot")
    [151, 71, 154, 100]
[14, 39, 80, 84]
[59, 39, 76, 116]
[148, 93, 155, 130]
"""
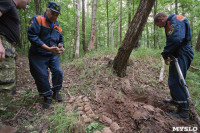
[43, 96, 52, 109]
[165, 107, 189, 122]
[53, 92, 62, 102]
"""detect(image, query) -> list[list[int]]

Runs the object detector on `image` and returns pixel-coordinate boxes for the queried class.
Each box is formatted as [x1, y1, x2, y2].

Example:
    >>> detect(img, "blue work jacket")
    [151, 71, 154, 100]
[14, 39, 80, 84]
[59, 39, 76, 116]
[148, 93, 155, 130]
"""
[28, 12, 64, 56]
[162, 13, 192, 59]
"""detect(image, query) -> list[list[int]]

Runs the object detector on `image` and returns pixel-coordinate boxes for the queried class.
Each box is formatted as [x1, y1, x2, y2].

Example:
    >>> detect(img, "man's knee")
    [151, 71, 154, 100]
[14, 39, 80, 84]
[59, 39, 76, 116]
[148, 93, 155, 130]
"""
[52, 68, 63, 77]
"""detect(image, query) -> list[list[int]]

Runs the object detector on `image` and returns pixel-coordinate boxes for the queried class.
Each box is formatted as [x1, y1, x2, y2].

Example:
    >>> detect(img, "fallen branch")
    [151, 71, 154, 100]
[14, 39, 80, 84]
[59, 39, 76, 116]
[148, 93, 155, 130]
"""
[11, 108, 24, 121]
[159, 57, 165, 82]
[190, 65, 200, 71]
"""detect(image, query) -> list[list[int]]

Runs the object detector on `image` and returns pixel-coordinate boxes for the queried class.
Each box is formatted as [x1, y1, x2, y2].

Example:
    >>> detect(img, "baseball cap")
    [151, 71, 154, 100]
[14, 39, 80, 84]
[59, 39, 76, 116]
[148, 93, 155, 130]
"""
[47, 1, 61, 14]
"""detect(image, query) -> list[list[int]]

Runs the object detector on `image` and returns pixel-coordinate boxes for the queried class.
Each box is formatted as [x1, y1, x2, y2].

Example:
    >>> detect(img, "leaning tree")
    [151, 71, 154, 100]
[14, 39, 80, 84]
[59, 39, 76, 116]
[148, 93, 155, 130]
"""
[113, 0, 155, 77]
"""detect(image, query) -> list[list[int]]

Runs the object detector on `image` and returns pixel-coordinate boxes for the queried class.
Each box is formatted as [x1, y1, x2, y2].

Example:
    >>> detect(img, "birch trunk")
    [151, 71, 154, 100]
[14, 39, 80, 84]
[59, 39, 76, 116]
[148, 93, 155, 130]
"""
[75, 0, 80, 57]
[82, 0, 86, 53]
[88, 0, 98, 51]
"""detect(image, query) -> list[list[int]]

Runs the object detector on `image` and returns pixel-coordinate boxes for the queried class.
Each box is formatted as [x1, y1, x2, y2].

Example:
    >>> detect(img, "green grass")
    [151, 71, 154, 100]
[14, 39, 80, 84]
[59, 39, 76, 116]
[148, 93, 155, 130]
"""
[84, 122, 105, 133]
[186, 51, 200, 113]
[132, 46, 162, 58]
[48, 105, 79, 133]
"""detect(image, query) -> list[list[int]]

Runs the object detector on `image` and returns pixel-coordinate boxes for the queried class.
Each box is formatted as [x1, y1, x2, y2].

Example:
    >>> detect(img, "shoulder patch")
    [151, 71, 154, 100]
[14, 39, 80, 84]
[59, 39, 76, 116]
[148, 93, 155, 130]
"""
[166, 24, 174, 36]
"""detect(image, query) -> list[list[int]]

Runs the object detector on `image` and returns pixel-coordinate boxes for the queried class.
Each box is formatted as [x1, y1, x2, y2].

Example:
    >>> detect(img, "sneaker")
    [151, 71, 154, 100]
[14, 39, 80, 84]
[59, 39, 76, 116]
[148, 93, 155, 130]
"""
[43, 96, 52, 109]
[53, 92, 62, 102]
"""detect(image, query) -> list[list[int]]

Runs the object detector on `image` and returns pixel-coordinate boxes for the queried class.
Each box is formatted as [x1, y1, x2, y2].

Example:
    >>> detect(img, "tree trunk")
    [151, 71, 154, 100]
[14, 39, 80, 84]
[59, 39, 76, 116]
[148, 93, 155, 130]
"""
[82, 0, 86, 54]
[195, 31, 200, 51]
[115, 1, 120, 48]
[146, 25, 149, 48]
[190, 15, 193, 45]
[34, 0, 42, 14]
[73, 0, 77, 58]
[113, 0, 155, 77]
[88, 0, 98, 51]
[106, 0, 109, 47]
[75, 0, 80, 58]
[95, 26, 98, 50]
[86, 0, 90, 44]
[153, 0, 157, 48]
[128, 0, 131, 28]
[132, 0, 134, 15]
[181, 3, 185, 16]
[111, 23, 114, 46]
[120, 0, 122, 44]
[175, 0, 178, 14]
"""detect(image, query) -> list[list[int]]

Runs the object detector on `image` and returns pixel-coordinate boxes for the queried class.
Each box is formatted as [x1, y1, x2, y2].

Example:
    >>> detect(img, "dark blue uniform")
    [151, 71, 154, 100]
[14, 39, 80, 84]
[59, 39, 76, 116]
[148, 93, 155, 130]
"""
[163, 14, 194, 109]
[28, 12, 64, 97]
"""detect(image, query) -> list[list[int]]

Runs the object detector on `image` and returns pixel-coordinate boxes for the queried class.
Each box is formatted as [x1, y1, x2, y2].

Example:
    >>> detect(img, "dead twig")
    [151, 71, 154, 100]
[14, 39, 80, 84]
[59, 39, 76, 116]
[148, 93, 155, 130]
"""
[11, 107, 24, 121]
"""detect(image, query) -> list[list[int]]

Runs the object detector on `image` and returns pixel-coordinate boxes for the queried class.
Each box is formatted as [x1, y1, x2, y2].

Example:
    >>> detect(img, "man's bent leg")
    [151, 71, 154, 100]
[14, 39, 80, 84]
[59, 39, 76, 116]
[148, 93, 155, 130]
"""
[49, 55, 63, 102]
[28, 55, 52, 108]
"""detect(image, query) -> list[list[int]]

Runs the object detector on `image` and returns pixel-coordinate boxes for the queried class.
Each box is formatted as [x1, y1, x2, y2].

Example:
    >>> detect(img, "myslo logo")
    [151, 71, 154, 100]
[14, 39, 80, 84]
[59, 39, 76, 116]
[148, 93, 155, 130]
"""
[172, 127, 198, 132]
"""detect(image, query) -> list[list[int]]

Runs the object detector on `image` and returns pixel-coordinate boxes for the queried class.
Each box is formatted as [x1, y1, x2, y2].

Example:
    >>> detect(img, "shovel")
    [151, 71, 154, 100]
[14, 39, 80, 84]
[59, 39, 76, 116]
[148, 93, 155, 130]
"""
[171, 56, 200, 127]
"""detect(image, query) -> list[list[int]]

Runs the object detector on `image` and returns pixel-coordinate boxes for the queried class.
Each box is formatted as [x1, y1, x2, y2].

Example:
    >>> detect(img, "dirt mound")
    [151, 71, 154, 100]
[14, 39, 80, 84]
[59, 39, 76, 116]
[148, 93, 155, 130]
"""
[93, 88, 187, 133]
[62, 54, 198, 132]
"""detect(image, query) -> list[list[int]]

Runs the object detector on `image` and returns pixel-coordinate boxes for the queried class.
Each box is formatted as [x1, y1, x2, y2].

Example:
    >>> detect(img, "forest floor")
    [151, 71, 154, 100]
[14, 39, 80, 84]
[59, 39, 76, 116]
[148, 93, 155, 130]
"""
[0, 51, 199, 133]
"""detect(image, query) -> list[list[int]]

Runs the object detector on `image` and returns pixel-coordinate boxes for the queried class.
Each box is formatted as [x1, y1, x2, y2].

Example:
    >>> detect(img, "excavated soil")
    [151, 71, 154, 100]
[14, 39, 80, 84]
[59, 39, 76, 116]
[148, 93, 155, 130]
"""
[1, 54, 199, 133]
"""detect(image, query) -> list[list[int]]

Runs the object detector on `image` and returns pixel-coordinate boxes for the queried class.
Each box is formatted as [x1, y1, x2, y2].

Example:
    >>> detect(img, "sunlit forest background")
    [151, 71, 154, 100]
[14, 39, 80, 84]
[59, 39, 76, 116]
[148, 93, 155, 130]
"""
[18, 0, 200, 61]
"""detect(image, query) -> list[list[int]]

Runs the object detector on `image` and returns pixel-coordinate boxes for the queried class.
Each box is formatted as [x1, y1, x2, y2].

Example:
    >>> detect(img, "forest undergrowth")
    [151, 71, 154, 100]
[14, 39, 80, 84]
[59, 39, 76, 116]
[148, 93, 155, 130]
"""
[0, 47, 199, 133]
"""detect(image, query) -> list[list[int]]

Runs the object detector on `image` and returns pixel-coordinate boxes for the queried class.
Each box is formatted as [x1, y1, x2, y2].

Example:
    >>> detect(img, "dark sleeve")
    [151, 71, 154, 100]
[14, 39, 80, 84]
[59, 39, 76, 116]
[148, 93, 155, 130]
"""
[161, 19, 186, 59]
[0, 0, 12, 13]
[59, 32, 64, 47]
[28, 17, 45, 46]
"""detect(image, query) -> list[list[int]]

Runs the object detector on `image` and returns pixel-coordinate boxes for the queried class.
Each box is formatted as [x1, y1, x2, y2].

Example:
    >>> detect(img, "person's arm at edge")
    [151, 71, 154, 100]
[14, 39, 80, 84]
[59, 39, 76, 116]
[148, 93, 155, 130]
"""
[0, 11, 5, 62]
[0, 38, 5, 62]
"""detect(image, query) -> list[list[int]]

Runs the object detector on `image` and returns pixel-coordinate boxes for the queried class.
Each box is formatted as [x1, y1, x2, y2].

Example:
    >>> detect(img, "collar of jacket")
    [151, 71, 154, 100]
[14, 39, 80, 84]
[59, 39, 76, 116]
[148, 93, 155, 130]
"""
[164, 13, 176, 27]
[44, 12, 56, 28]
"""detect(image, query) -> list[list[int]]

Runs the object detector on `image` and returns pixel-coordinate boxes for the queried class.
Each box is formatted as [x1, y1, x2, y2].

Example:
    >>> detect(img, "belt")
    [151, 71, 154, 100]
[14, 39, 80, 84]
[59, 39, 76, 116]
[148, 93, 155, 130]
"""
[0, 35, 17, 46]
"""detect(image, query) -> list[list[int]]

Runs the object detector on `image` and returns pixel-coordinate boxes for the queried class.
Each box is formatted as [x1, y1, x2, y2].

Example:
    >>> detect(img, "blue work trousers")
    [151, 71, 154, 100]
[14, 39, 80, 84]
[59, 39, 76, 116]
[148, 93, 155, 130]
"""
[28, 54, 63, 97]
[168, 45, 194, 109]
